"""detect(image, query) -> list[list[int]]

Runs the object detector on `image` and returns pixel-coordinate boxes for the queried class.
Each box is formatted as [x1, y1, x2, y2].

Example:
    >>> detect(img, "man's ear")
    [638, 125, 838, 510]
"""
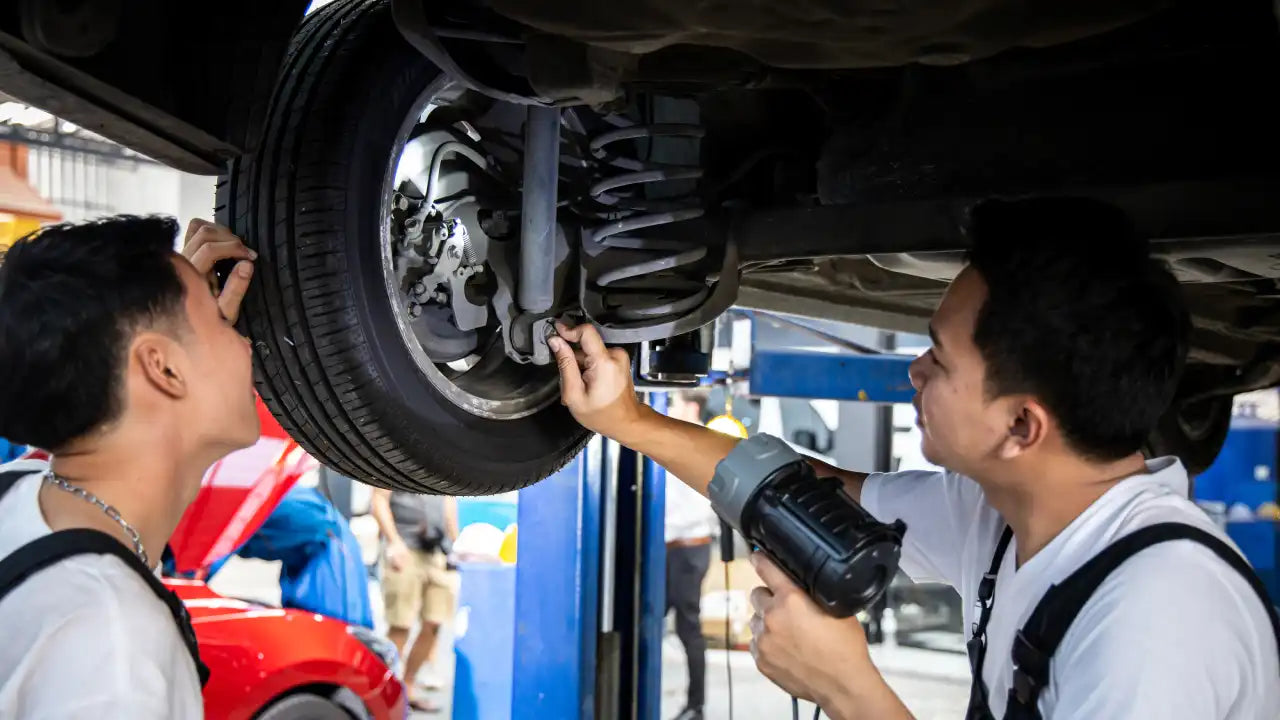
[998, 397, 1049, 459]
[133, 333, 189, 400]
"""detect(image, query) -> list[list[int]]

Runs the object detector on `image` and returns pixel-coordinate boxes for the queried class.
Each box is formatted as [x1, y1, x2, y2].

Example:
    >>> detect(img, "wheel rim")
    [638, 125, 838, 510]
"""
[379, 77, 559, 421]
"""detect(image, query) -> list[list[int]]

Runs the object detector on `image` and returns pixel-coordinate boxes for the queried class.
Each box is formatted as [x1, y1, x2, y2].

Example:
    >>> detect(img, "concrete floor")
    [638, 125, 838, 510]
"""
[660, 637, 970, 720]
[211, 557, 969, 720]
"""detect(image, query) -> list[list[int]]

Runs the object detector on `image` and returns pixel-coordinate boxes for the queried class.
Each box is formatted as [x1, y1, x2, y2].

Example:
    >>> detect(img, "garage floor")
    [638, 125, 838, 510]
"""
[211, 558, 969, 720]
[660, 638, 970, 720]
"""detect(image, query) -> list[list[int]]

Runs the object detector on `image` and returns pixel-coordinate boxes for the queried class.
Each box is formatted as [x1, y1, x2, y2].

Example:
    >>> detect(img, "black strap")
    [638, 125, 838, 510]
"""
[0, 469, 27, 497]
[965, 525, 1014, 720]
[0, 469, 210, 687]
[1005, 522, 1280, 719]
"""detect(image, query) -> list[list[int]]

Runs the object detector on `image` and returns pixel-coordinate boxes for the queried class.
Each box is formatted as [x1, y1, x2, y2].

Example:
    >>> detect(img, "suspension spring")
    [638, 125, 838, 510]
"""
[580, 122, 718, 341]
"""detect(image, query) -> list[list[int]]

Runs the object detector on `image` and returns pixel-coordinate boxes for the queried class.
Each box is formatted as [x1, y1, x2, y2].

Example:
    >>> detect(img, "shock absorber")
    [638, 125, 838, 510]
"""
[579, 121, 738, 344]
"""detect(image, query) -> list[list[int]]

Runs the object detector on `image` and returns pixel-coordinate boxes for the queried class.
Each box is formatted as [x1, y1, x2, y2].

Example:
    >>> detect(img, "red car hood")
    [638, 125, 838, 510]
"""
[164, 578, 285, 622]
[169, 399, 317, 575]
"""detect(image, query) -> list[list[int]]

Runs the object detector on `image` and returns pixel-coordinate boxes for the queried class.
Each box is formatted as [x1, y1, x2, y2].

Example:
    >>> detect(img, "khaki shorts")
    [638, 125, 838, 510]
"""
[382, 548, 458, 630]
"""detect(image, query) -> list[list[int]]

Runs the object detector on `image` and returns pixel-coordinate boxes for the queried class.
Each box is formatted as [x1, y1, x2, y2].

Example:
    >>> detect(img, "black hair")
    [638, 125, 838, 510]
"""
[965, 197, 1190, 461]
[0, 215, 185, 450]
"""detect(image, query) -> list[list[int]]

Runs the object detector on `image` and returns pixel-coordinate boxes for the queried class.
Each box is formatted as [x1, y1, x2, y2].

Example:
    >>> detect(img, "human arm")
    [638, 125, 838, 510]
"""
[549, 322, 867, 498]
[444, 496, 459, 541]
[180, 218, 256, 323]
[370, 488, 410, 570]
[747, 553, 915, 720]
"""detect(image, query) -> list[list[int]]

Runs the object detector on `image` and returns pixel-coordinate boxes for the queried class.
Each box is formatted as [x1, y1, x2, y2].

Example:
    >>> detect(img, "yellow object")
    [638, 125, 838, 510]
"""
[0, 212, 42, 253]
[706, 414, 748, 439]
[498, 524, 519, 564]
[1257, 502, 1280, 521]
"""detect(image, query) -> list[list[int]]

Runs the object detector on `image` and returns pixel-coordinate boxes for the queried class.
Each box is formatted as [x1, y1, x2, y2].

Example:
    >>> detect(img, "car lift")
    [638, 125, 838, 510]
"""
[467, 313, 916, 719]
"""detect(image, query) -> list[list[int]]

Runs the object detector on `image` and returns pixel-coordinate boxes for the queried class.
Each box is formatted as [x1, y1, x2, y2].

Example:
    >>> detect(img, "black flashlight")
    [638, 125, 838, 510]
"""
[707, 434, 906, 618]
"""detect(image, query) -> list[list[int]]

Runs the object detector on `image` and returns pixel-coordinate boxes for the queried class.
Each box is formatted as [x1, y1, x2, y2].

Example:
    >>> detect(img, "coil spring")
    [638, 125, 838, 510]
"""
[582, 122, 710, 329]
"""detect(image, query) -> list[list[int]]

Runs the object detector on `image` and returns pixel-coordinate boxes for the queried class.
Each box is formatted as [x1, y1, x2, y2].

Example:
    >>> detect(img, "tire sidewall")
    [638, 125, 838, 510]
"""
[324, 30, 584, 472]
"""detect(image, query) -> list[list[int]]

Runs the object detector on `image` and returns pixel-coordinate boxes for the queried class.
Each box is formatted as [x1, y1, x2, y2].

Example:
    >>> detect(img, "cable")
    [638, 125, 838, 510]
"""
[794, 698, 823, 720]
[725, 558, 735, 720]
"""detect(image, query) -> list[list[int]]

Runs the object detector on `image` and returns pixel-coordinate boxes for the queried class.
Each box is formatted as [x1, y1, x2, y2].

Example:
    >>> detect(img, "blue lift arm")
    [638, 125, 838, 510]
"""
[748, 350, 916, 403]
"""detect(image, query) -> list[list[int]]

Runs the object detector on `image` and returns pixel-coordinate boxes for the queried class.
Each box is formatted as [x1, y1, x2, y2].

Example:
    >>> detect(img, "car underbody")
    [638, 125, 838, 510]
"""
[0, 0, 1276, 490]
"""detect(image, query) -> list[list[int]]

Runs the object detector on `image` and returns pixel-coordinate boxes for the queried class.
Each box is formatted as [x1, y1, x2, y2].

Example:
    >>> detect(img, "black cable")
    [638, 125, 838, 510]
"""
[792, 696, 800, 720]
[814, 704, 823, 720]
[725, 559, 734, 720]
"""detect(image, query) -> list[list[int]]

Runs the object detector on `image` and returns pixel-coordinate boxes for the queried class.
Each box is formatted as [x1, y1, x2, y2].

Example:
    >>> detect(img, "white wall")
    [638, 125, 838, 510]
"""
[25, 145, 219, 247]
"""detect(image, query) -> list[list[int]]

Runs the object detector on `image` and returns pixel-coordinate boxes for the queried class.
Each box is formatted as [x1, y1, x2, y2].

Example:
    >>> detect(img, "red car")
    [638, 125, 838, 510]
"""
[169, 579, 406, 720]
[25, 400, 409, 720]
[169, 400, 408, 720]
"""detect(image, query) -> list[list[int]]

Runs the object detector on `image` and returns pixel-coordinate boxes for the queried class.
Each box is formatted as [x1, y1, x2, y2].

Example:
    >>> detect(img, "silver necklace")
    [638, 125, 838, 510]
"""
[43, 470, 150, 567]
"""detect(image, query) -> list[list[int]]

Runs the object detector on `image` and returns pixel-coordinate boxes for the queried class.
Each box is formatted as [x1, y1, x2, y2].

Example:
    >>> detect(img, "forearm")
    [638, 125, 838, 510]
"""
[444, 498, 459, 540]
[370, 494, 404, 545]
[612, 405, 742, 494]
[614, 406, 868, 501]
[819, 675, 915, 720]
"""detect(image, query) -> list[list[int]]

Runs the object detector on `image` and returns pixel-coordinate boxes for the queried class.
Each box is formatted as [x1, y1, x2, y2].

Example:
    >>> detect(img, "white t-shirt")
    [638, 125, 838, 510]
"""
[0, 461, 203, 719]
[665, 472, 719, 543]
[862, 457, 1280, 719]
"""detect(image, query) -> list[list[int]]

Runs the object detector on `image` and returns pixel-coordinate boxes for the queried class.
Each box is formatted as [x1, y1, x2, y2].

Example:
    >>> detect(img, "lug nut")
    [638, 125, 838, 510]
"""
[407, 303, 423, 318]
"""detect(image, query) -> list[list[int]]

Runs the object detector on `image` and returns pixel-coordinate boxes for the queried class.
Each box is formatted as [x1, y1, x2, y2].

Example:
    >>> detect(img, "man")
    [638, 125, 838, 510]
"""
[549, 197, 1280, 719]
[371, 488, 459, 713]
[663, 389, 719, 720]
[0, 216, 257, 718]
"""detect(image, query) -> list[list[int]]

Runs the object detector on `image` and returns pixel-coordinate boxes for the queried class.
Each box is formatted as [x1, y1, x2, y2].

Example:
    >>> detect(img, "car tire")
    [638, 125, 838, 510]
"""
[216, 0, 590, 494]
[256, 693, 350, 720]
[1144, 395, 1233, 476]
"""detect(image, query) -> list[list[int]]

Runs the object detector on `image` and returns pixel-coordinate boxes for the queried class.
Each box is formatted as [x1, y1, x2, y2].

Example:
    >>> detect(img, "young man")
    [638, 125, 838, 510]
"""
[549, 198, 1280, 719]
[663, 389, 719, 720]
[0, 216, 258, 718]
[371, 488, 459, 713]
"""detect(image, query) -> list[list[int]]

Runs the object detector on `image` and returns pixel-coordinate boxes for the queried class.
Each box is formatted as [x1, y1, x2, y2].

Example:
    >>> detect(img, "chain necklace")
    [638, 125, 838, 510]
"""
[42, 470, 150, 567]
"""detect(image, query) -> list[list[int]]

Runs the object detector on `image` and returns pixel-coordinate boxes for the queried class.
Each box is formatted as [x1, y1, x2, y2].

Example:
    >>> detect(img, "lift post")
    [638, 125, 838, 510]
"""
[509, 314, 917, 720]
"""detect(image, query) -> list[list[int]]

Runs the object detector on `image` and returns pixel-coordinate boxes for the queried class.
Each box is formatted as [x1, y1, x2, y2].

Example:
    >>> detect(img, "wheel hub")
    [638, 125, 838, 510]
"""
[380, 93, 559, 421]
[394, 195, 491, 330]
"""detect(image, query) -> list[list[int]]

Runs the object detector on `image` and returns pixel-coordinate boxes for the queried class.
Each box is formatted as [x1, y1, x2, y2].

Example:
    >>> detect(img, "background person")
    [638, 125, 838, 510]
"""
[371, 488, 459, 713]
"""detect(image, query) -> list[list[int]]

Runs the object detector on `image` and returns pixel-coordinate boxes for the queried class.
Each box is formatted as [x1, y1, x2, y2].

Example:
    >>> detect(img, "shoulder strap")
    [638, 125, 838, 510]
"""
[965, 525, 1014, 720]
[0, 469, 30, 499]
[0, 527, 210, 688]
[1006, 522, 1280, 718]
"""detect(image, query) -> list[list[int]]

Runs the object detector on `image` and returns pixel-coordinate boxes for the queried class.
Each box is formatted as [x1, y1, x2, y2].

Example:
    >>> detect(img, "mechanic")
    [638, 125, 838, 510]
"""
[370, 488, 459, 713]
[663, 388, 719, 720]
[549, 197, 1280, 719]
[0, 216, 257, 718]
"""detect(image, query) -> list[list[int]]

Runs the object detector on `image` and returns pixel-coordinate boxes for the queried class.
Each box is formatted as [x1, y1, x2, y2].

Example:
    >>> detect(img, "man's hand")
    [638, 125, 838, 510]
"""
[548, 321, 647, 438]
[386, 538, 412, 572]
[181, 219, 256, 324]
[749, 553, 912, 720]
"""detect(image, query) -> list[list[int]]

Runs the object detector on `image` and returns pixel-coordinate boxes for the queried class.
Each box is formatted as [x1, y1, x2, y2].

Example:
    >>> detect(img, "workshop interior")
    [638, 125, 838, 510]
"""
[0, 0, 1279, 718]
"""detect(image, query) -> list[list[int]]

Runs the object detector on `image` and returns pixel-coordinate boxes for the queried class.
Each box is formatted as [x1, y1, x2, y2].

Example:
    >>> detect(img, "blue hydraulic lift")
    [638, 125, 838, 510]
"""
[485, 314, 917, 720]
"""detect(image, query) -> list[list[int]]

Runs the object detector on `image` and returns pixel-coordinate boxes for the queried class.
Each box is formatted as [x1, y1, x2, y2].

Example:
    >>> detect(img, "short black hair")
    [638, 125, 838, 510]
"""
[965, 197, 1190, 461]
[0, 215, 185, 450]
